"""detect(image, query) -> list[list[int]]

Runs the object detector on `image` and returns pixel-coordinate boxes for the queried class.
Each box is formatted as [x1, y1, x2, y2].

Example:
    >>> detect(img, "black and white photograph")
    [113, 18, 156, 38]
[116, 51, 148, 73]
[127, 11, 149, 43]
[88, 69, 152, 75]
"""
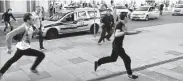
[0, 0, 183, 81]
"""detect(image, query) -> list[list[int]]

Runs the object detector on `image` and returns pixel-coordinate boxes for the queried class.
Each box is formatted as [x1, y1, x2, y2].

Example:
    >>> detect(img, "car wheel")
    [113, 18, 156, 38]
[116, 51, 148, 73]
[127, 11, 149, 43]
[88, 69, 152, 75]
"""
[172, 14, 175, 16]
[90, 24, 99, 34]
[145, 15, 149, 21]
[46, 28, 58, 40]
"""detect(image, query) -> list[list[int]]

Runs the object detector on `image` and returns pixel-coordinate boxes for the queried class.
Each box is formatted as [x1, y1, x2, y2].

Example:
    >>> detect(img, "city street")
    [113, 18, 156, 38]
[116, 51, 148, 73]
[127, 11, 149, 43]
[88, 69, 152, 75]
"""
[0, 13, 183, 47]
[1, 0, 183, 81]
[0, 23, 183, 81]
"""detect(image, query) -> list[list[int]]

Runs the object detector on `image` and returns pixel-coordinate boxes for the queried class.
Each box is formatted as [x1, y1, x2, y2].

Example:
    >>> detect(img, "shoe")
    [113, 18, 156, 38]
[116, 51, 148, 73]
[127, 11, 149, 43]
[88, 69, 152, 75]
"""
[128, 74, 138, 79]
[31, 69, 39, 74]
[94, 61, 98, 71]
[40, 48, 46, 51]
[106, 38, 111, 41]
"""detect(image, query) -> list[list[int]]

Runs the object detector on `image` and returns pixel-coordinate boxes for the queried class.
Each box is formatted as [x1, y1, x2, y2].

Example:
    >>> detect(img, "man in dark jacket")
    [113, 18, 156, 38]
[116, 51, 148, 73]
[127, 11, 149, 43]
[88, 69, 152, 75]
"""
[2, 8, 16, 32]
[98, 9, 114, 44]
[159, 4, 164, 15]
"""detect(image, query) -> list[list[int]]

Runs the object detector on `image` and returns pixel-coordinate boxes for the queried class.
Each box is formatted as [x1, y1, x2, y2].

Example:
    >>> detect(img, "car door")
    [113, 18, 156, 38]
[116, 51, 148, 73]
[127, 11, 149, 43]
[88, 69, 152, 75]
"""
[76, 11, 89, 31]
[154, 8, 160, 18]
[59, 12, 78, 33]
[148, 7, 154, 18]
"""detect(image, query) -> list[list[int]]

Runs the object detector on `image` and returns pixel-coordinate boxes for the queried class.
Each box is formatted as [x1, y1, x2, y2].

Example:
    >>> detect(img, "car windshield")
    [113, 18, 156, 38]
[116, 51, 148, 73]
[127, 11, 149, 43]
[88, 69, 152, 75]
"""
[136, 7, 149, 11]
[48, 13, 67, 21]
[175, 5, 183, 8]
[116, 6, 127, 9]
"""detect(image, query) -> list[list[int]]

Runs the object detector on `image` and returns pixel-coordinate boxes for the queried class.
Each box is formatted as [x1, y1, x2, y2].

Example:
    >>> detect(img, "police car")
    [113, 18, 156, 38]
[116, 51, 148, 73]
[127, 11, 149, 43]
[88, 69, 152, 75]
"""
[42, 8, 101, 39]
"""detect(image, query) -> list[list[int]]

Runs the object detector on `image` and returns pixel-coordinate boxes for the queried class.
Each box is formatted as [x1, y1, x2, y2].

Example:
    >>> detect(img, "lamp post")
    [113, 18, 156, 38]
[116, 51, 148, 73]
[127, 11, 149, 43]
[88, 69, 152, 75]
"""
[93, 0, 96, 38]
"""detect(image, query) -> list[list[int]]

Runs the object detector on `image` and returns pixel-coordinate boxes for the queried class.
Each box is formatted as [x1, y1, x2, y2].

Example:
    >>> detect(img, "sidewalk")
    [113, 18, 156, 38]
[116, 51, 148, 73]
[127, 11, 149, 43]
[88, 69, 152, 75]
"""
[0, 23, 183, 81]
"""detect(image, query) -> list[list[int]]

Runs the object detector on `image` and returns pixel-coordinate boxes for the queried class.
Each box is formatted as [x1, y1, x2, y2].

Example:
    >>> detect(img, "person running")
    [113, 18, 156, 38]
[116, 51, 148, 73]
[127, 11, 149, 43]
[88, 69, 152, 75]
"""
[95, 12, 138, 79]
[98, 9, 114, 44]
[0, 13, 45, 80]
[32, 6, 45, 50]
[1, 8, 17, 32]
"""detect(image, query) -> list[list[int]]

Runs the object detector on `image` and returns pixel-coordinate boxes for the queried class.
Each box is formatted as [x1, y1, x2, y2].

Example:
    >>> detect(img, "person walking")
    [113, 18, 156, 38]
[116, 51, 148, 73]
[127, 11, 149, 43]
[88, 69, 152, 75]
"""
[0, 13, 45, 80]
[159, 3, 164, 15]
[95, 12, 138, 79]
[32, 6, 45, 50]
[1, 8, 17, 32]
[98, 9, 114, 44]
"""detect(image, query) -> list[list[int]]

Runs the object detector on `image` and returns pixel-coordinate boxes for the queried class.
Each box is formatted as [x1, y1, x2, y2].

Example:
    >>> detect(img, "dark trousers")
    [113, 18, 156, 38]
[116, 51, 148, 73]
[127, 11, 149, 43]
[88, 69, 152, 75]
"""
[4, 21, 13, 32]
[160, 10, 163, 15]
[98, 24, 113, 43]
[0, 48, 45, 74]
[98, 47, 132, 75]
[39, 29, 44, 49]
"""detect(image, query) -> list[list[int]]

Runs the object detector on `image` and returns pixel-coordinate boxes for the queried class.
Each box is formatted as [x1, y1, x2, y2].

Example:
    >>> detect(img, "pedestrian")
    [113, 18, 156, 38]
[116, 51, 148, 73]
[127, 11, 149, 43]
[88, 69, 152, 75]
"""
[95, 12, 138, 79]
[32, 6, 45, 50]
[49, 4, 54, 17]
[98, 9, 114, 44]
[1, 8, 17, 32]
[41, 7, 45, 21]
[0, 13, 45, 80]
[159, 3, 164, 15]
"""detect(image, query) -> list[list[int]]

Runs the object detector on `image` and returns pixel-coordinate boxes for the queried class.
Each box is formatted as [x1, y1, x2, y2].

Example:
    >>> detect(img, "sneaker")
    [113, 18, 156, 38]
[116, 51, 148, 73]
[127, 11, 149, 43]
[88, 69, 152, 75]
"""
[128, 74, 138, 79]
[40, 48, 46, 51]
[106, 38, 111, 41]
[31, 69, 39, 74]
[94, 61, 98, 71]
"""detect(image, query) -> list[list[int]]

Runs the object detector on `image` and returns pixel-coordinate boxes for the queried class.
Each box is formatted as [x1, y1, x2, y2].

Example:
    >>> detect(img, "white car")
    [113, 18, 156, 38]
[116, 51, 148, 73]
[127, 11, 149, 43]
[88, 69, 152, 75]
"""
[130, 6, 160, 21]
[172, 4, 183, 16]
[42, 8, 101, 39]
[115, 5, 131, 18]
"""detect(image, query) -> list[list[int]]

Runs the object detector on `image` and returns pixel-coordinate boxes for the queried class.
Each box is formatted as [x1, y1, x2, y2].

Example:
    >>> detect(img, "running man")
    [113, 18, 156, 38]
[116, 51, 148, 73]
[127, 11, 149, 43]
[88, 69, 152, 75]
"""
[0, 13, 45, 80]
[95, 12, 138, 79]
[1, 8, 17, 32]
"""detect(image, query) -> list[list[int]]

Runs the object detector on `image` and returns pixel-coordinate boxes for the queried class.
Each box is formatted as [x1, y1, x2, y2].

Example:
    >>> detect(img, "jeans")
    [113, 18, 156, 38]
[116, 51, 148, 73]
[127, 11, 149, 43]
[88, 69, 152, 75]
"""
[39, 29, 44, 49]
[4, 21, 13, 32]
[0, 48, 45, 74]
[98, 47, 132, 75]
[98, 24, 113, 43]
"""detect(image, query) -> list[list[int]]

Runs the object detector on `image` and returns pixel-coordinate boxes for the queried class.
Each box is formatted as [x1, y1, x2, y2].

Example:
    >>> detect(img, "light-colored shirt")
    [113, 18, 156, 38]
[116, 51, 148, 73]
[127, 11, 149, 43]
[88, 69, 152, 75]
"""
[16, 23, 34, 50]
[6, 23, 34, 50]
[32, 11, 42, 29]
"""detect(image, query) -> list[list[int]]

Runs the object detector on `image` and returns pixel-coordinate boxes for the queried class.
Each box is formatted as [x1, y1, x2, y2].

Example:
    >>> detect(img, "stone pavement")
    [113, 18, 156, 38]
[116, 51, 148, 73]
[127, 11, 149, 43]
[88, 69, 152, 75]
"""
[0, 23, 183, 81]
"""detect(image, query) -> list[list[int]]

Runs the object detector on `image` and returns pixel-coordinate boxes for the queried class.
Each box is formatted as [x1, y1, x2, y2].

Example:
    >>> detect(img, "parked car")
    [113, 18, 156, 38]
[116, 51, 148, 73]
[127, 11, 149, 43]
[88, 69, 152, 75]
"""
[130, 6, 160, 21]
[172, 4, 183, 16]
[42, 8, 101, 39]
[115, 5, 132, 18]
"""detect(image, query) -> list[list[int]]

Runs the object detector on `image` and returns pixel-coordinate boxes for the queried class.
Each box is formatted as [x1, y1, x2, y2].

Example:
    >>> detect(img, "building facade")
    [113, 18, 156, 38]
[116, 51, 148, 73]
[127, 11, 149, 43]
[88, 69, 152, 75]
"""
[0, 0, 50, 13]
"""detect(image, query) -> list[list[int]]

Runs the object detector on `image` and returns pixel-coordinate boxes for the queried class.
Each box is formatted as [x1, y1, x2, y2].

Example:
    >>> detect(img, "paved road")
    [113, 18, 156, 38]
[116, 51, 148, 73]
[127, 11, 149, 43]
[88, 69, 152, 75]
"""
[127, 13, 183, 30]
[1, 23, 183, 81]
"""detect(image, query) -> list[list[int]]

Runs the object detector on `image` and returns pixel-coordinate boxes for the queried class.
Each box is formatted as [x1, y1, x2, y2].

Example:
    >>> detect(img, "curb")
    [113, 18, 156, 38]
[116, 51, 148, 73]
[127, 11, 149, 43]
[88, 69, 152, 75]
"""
[88, 55, 183, 81]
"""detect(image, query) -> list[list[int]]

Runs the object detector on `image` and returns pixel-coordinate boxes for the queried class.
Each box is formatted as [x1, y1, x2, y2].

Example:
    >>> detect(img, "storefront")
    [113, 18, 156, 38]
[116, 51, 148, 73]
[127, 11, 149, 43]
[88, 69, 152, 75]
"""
[0, 0, 49, 13]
